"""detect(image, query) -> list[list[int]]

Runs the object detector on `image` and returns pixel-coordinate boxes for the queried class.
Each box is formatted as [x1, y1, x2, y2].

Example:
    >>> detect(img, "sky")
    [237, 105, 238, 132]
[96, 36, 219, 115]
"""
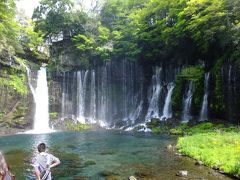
[15, 0, 97, 18]
[16, 0, 40, 17]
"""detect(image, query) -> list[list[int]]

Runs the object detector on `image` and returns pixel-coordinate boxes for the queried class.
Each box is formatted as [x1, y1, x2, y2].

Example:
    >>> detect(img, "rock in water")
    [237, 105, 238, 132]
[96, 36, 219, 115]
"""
[129, 176, 137, 180]
[176, 170, 188, 176]
[195, 160, 204, 166]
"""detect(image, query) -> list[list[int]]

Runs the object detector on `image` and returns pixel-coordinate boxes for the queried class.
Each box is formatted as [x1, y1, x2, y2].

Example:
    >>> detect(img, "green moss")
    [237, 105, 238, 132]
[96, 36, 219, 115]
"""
[178, 66, 204, 82]
[65, 121, 92, 131]
[49, 112, 58, 119]
[211, 58, 226, 117]
[172, 66, 204, 117]
[169, 123, 188, 135]
[146, 118, 161, 129]
[145, 118, 171, 134]
[172, 76, 184, 115]
[170, 122, 240, 135]
[151, 126, 170, 134]
[0, 58, 28, 95]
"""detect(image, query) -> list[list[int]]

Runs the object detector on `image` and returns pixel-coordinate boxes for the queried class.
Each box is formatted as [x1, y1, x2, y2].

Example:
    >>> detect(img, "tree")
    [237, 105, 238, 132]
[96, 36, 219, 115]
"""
[0, 0, 19, 58]
[32, 0, 87, 42]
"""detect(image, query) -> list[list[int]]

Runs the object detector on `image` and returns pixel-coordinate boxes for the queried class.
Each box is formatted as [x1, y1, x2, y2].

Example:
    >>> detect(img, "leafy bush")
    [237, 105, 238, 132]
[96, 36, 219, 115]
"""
[177, 132, 240, 177]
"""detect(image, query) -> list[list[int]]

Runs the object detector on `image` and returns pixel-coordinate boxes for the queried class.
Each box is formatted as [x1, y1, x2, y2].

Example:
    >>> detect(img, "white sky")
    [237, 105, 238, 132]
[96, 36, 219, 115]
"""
[16, 0, 40, 17]
[16, 0, 97, 18]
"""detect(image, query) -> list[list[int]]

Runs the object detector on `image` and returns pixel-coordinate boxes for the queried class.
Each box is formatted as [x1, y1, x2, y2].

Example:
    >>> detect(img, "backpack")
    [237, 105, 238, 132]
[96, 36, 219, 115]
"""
[40, 168, 50, 180]
[38, 154, 51, 180]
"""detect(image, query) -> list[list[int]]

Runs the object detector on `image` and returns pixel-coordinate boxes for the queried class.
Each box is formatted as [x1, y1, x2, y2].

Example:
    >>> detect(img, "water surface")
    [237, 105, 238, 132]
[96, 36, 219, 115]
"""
[0, 130, 232, 179]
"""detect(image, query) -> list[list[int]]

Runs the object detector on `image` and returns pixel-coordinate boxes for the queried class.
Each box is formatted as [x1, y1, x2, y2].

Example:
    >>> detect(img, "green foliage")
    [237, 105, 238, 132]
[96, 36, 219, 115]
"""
[18, 18, 48, 60]
[49, 112, 58, 119]
[172, 76, 184, 115]
[169, 123, 188, 135]
[211, 58, 225, 116]
[146, 118, 161, 129]
[33, 0, 87, 44]
[0, 0, 20, 57]
[65, 121, 92, 131]
[172, 66, 204, 116]
[178, 66, 204, 82]
[177, 132, 240, 176]
[72, 34, 95, 51]
[27, 0, 240, 66]
[146, 118, 171, 134]
[170, 122, 240, 135]
[0, 65, 28, 95]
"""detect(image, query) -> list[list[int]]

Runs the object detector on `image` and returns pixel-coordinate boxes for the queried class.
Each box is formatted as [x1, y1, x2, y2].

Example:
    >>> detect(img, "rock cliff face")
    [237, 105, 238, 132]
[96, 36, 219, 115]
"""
[0, 61, 34, 134]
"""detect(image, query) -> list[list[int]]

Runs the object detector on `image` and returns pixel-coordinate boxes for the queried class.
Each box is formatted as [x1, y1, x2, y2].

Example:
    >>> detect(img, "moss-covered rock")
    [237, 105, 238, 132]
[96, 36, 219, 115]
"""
[172, 66, 204, 118]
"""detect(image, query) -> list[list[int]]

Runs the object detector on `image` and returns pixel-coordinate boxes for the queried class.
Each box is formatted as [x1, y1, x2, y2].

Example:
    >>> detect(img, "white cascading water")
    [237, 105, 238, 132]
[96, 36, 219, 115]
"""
[199, 72, 210, 121]
[182, 81, 193, 122]
[145, 67, 162, 121]
[77, 70, 89, 124]
[33, 67, 51, 132]
[161, 83, 174, 120]
[88, 70, 96, 123]
[129, 100, 143, 123]
[25, 67, 52, 134]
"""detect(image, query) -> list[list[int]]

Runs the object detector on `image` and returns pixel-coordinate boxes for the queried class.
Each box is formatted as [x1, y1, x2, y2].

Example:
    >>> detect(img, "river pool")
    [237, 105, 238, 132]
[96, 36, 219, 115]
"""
[0, 130, 232, 179]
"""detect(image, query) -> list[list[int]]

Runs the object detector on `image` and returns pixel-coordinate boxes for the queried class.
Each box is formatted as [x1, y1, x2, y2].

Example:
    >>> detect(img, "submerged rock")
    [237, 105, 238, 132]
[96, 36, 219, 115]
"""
[166, 144, 175, 151]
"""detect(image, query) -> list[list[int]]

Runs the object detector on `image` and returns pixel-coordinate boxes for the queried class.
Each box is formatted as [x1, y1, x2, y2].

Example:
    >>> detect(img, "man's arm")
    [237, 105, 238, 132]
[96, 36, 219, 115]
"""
[34, 167, 41, 180]
[32, 156, 41, 180]
[49, 156, 60, 168]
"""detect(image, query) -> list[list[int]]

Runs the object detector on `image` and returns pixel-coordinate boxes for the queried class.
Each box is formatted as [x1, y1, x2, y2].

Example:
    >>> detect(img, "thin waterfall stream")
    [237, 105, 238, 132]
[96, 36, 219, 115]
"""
[199, 72, 210, 121]
[161, 83, 174, 120]
[182, 81, 193, 122]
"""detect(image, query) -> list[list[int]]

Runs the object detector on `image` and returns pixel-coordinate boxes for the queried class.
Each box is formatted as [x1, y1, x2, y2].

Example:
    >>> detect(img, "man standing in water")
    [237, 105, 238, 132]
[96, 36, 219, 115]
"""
[32, 143, 60, 180]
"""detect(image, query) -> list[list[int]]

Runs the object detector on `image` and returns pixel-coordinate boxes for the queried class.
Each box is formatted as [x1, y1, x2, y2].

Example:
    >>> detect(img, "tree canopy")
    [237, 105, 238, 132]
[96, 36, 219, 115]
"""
[0, 0, 240, 67]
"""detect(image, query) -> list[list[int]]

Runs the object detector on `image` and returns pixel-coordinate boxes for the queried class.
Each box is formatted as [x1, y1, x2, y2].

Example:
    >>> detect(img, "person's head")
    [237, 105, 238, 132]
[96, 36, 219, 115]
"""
[37, 143, 46, 153]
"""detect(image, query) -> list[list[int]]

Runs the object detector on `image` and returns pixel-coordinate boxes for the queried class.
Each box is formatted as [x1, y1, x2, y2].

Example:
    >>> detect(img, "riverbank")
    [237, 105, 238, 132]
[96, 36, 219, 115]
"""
[0, 125, 26, 136]
[171, 122, 240, 178]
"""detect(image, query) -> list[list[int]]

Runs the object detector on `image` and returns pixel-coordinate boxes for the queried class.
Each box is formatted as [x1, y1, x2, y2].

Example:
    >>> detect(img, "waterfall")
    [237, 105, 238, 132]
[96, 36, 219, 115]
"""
[129, 100, 143, 123]
[199, 72, 210, 121]
[33, 67, 51, 132]
[182, 81, 193, 122]
[24, 65, 36, 98]
[161, 83, 174, 120]
[76, 70, 89, 124]
[61, 72, 75, 120]
[145, 67, 162, 121]
[25, 67, 52, 134]
[88, 70, 96, 123]
[59, 60, 143, 128]
[97, 66, 108, 124]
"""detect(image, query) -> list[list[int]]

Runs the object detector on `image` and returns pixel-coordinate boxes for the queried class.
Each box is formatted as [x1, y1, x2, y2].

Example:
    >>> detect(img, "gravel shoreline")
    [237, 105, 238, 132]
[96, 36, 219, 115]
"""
[0, 126, 27, 137]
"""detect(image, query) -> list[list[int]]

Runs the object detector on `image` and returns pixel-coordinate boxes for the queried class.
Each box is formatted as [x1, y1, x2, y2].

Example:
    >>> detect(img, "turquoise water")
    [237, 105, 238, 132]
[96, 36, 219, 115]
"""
[0, 130, 231, 179]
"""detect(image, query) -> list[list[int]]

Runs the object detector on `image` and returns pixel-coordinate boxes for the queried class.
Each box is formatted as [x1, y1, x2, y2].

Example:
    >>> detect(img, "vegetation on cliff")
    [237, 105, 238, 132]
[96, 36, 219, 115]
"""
[29, 0, 239, 68]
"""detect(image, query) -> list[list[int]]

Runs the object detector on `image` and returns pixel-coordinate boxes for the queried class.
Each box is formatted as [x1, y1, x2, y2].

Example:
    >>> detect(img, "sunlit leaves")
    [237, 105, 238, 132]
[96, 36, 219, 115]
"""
[0, 0, 19, 56]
